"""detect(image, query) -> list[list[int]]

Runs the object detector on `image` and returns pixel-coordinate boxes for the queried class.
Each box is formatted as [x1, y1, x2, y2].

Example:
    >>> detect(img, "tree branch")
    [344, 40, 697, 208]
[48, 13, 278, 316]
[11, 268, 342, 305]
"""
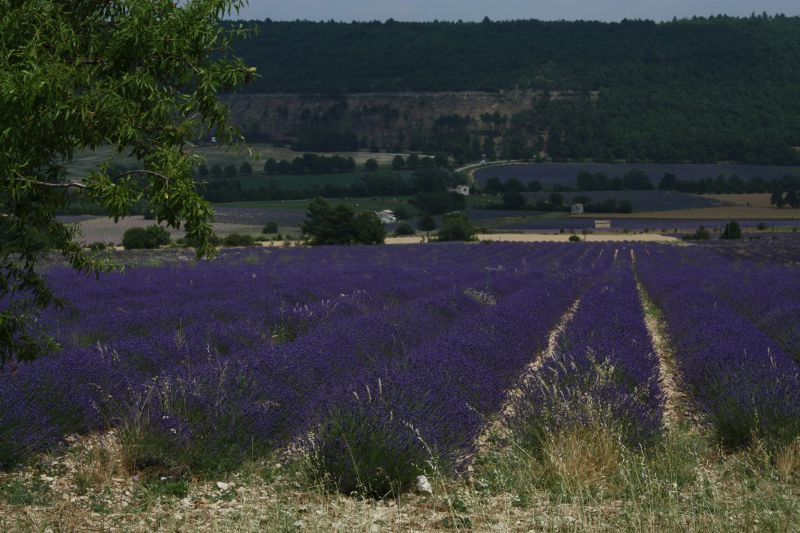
[115, 169, 171, 184]
[19, 179, 87, 190]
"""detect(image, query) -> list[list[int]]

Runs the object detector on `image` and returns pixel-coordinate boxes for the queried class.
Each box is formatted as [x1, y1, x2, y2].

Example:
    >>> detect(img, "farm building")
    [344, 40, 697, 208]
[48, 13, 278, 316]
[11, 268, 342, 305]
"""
[594, 219, 612, 230]
[448, 185, 470, 196]
[376, 210, 397, 223]
[571, 203, 584, 214]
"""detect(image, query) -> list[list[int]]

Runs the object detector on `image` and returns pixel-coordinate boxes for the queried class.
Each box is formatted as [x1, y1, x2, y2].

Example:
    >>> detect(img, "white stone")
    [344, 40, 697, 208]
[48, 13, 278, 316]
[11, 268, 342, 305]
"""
[415, 475, 432, 495]
[216, 481, 230, 491]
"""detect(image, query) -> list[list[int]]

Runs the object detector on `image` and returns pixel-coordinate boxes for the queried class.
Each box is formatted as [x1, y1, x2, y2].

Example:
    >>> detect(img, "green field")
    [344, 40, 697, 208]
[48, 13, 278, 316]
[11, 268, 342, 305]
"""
[234, 173, 364, 191]
[216, 196, 419, 213]
[65, 143, 408, 180]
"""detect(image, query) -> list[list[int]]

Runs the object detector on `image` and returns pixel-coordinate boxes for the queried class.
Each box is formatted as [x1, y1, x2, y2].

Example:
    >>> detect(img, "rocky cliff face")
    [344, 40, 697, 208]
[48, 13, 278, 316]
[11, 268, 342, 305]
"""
[222, 91, 540, 149]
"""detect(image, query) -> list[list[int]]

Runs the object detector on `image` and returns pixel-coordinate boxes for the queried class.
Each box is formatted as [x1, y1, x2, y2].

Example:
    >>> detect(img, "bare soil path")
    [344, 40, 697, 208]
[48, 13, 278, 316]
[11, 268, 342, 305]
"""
[472, 298, 582, 458]
[632, 249, 707, 434]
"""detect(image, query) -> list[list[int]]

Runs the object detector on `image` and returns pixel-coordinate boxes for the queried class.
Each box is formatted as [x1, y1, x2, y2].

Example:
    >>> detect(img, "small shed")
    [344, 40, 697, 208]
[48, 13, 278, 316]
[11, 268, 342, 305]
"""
[376, 210, 397, 224]
[594, 219, 612, 230]
[570, 203, 584, 214]
[448, 185, 470, 196]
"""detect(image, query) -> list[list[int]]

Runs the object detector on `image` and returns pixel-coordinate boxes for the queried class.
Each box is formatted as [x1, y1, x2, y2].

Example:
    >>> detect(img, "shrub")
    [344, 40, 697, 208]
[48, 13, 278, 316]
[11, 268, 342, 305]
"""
[307, 384, 429, 498]
[223, 233, 256, 247]
[262, 221, 279, 234]
[437, 213, 476, 242]
[683, 226, 711, 241]
[393, 206, 411, 220]
[721, 220, 742, 240]
[394, 223, 415, 236]
[568, 235, 581, 242]
[122, 226, 171, 250]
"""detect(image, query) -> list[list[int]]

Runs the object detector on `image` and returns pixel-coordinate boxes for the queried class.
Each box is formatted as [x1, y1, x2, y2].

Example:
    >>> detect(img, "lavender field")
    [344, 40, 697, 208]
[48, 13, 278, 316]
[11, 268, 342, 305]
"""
[2, 241, 800, 503]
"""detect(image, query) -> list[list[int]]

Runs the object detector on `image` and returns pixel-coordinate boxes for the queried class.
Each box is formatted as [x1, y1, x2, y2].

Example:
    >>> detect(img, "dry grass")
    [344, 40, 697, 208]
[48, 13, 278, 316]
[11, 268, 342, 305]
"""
[538, 424, 623, 498]
[703, 193, 779, 208]
[575, 205, 800, 220]
[775, 439, 800, 482]
[2, 426, 800, 532]
[475, 233, 679, 243]
[69, 215, 263, 245]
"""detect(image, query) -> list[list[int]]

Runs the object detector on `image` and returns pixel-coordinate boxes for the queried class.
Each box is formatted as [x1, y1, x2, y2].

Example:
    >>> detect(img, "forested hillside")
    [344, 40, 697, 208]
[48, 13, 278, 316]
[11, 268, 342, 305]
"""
[229, 16, 800, 164]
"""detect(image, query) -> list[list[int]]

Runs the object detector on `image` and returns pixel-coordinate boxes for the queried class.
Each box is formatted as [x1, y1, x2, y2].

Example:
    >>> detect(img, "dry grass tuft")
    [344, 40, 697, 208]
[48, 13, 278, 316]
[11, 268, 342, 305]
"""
[71, 432, 128, 495]
[775, 439, 800, 482]
[539, 424, 623, 497]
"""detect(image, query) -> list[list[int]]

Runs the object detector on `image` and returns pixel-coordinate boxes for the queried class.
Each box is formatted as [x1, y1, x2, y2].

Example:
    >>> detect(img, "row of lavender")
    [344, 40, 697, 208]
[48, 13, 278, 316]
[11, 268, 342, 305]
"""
[662, 244, 800, 363]
[510, 251, 664, 450]
[636, 245, 800, 446]
[1, 243, 611, 477]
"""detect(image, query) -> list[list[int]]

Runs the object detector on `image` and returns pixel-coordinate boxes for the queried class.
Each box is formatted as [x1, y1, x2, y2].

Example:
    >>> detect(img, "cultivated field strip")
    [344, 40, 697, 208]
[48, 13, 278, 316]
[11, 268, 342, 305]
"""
[1, 243, 606, 469]
[680, 249, 800, 363]
[4, 241, 800, 481]
[637, 246, 800, 446]
[509, 251, 664, 447]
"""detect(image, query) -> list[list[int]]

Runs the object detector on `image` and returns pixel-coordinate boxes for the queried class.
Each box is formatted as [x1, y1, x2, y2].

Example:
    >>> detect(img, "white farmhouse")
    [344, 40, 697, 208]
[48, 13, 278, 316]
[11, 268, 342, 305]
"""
[376, 210, 397, 224]
[448, 185, 470, 196]
[570, 203, 584, 214]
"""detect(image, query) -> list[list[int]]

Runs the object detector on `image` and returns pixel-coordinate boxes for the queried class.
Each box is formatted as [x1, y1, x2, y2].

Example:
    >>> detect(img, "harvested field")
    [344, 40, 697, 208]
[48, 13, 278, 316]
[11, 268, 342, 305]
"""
[574, 205, 800, 220]
[66, 216, 263, 246]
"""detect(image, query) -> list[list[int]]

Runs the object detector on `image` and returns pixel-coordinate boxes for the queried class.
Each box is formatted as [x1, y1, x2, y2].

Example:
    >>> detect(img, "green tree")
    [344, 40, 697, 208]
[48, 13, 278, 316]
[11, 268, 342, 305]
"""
[121, 225, 171, 250]
[300, 198, 385, 245]
[394, 223, 415, 236]
[224, 164, 238, 178]
[263, 158, 279, 175]
[482, 137, 497, 161]
[391, 155, 406, 170]
[364, 158, 379, 172]
[786, 190, 800, 209]
[437, 213, 476, 241]
[721, 220, 742, 239]
[502, 191, 527, 209]
[417, 213, 437, 238]
[0, 0, 251, 365]
[239, 161, 253, 176]
[504, 178, 526, 192]
[484, 177, 505, 194]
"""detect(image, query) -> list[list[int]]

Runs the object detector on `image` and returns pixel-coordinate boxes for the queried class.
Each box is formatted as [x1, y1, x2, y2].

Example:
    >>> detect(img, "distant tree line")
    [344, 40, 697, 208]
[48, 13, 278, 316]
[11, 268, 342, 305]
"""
[485, 190, 633, 213]
[262, 154, 357, 175]
[481, 172, 800, 196]
[229, 17, 800, 165]
[197, 163, 467, 206]
[659, 173, 800, 194]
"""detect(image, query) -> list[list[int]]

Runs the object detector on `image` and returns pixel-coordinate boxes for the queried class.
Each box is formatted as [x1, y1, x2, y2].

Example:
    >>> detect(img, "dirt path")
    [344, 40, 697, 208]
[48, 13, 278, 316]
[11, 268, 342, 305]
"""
[632, 250, 706, 433]
[471, 298, 582, 458]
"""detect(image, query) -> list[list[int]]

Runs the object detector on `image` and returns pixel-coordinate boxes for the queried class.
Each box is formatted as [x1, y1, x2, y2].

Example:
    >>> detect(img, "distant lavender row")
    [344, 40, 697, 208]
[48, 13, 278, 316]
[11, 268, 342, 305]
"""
[511, 251, 663, 448]
[637, 246, 800, 446]
[497, 218, 800, 232]
[668, 245, 800, 362]
[699, 232, 800, 267]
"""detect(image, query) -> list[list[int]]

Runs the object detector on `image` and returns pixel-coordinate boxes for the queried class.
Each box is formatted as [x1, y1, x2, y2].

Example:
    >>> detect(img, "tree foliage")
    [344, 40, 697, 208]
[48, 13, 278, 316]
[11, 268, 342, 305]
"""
[437, 213, 477, 242]
[721, 221, 742, 240]
[300, 198, 385, 245]
[0, 0, 252, 365]
[121, 225, 171, 250]
[230, 17, 800, 164]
